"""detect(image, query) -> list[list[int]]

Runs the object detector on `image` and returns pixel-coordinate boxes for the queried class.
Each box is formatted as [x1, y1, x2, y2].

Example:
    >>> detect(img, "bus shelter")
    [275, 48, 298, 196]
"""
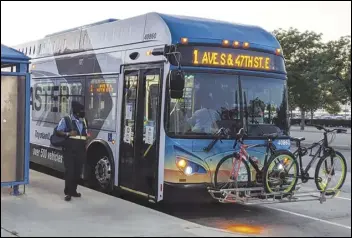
[1, 44, 30, 194]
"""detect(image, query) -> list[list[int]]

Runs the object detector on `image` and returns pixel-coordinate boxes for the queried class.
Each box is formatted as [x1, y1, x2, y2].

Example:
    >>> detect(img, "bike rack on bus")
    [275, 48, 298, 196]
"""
[207, 186, 340, 205]
[208, 132, 342, 205]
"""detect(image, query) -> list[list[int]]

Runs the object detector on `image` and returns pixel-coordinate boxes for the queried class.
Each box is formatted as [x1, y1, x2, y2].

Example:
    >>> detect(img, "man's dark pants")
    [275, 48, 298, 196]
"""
[62, 138, 86, 196]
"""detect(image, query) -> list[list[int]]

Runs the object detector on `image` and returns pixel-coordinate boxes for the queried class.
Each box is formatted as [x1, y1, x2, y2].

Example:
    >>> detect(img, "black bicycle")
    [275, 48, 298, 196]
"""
[262, 125, 348, 196]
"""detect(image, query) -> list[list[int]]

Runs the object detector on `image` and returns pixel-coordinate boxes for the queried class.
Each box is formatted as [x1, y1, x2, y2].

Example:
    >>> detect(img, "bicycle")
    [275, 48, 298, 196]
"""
[262, 125, 348, 199]
[204, 128, 296, 193]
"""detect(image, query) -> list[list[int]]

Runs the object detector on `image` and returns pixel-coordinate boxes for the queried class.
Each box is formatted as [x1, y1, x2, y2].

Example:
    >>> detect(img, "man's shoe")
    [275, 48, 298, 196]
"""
[65, 195, 71, 201]
[71, 192, 81, 198]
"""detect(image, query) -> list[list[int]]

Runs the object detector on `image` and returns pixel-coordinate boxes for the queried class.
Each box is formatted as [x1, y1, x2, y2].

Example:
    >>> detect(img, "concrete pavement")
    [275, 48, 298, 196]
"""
[1, 170, 245, 237]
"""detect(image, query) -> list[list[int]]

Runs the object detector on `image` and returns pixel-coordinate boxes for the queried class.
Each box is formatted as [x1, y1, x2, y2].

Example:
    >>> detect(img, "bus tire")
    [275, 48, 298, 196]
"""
[86, 143, 114, 194]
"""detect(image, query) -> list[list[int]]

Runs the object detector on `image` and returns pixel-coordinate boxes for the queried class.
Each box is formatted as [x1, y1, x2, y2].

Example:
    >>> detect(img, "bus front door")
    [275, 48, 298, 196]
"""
[119, 66, 163, 201]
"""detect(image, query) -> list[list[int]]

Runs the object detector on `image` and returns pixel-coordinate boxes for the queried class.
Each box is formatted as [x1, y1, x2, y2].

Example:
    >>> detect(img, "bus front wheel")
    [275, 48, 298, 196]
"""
[86, 144, 114, 194]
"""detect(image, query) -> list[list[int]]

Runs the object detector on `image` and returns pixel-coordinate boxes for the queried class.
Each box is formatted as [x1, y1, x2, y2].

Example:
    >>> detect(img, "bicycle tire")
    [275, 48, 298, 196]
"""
[314, 151, 347, 196]
[262, 150, 299, 197]
[214, 154, 251, 190]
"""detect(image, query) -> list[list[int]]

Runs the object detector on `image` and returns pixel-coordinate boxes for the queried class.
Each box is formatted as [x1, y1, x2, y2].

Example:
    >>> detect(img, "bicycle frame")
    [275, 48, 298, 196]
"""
[231, 138, 277, 179]
[292, 131, 335, 180]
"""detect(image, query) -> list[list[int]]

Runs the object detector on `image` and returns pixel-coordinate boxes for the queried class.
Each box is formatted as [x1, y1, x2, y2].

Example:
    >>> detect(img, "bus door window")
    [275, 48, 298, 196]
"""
[121, 72, 138, 146]
[142, 72, 160, 158]
[138, 68, 162, 195]
[86, 75, 118, 131]
[119, 70, 139, 190]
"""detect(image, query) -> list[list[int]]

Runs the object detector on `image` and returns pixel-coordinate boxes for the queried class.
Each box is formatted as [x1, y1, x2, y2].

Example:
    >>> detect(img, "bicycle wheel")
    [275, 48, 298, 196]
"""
[214, 153, 251, 190]
[315, 151, 347, 196]
[262, 150, 299, 196]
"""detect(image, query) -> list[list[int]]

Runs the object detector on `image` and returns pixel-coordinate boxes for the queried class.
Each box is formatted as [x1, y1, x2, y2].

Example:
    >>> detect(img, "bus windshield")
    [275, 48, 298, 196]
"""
[166, 72, 288, 137]
[242, 75, 289, 136]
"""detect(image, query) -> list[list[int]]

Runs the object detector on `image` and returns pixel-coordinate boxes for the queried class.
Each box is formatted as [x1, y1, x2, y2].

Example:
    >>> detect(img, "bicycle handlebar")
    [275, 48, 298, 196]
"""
[204, 127, 281, 152]
[313, 124, 347, 134]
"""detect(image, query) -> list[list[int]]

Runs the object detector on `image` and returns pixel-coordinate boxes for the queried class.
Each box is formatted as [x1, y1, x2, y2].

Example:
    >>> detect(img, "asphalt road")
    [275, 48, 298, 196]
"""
[157, 149, 351, 237]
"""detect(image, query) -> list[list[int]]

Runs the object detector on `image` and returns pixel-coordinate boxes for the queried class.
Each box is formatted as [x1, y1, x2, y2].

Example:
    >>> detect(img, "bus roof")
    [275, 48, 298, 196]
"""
[14, 12, 281, 58]
[159, 13, 280, 48]
[45, 18, 118, 38]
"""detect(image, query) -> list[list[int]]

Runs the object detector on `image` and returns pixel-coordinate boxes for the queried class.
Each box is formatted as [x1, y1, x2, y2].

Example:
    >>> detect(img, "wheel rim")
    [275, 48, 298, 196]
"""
[265, 154, 297, 193]
[216, 157, 249, 189]
[317, 154, 346, 193]
[94, 156, 112, 187]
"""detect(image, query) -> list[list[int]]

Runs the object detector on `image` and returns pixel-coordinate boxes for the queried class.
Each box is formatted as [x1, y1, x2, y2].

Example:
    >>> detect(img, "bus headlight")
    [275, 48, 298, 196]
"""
[185, 166, 193, 175]
[176, 156, 207, 176]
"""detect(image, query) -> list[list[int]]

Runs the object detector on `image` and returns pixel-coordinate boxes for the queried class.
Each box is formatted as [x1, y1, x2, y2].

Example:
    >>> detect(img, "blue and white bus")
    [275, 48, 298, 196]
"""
[14, 12, 290, 203]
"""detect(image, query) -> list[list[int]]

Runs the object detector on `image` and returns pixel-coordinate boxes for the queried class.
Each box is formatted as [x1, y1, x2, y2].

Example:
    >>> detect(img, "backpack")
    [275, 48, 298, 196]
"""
[50, 116, 73, 147]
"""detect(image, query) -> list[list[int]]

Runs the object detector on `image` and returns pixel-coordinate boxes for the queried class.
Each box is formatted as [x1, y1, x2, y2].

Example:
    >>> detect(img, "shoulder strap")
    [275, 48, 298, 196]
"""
[63, 116, 74, 131]
[83, 118, 88, 129]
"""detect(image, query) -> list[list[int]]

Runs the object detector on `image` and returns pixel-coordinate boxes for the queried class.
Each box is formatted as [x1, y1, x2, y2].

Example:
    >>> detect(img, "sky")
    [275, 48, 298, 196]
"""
[1, 1, 351, 46]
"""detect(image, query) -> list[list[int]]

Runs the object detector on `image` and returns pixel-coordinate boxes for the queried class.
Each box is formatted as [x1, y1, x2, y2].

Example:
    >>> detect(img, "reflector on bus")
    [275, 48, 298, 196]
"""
[222, 40, 230, 46]
[276, 48, 282, 55]
[233, 41, 240, 47]
[180, 37, 188, 44]
[243, 42, 250, 48]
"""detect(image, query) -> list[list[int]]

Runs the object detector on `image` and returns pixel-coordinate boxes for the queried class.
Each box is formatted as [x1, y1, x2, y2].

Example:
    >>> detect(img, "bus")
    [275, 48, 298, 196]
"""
[14, 12, 291, 203]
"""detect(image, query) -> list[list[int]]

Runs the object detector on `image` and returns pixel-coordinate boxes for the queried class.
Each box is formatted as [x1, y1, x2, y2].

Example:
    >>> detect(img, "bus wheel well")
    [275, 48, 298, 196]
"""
[86, 142, 114, 193]
[87, 142, 109, 162]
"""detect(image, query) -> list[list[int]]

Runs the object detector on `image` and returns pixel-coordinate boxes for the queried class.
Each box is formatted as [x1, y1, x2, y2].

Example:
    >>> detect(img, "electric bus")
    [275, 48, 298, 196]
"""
[14, 12, 291, 203]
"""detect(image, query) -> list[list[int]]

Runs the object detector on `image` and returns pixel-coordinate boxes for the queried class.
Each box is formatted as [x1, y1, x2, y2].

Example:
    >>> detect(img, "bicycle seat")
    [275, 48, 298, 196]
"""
[263, 133, 278, 139]
[290, 137, 305, 142]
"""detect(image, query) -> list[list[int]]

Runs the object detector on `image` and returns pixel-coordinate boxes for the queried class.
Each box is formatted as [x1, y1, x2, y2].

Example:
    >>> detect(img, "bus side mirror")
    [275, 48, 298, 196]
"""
[169, 70, 185, 99]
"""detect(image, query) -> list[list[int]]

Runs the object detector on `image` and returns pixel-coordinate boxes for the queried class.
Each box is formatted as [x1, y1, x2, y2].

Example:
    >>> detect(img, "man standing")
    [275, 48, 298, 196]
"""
[56, 101, 88, 201]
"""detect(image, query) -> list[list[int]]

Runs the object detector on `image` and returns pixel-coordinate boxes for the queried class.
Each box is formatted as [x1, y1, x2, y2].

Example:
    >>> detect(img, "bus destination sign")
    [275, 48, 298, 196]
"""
[193, 49, 271, 70]
[89, 83, 114, 93]
[176, 46, 285, 73]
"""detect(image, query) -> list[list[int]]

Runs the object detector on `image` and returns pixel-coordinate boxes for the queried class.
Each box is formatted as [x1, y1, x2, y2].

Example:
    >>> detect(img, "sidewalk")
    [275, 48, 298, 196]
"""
[1, 170, 246, 237]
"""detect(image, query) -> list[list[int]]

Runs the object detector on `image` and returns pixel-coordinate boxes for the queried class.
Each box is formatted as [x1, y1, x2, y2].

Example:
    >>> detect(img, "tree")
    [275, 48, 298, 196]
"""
[273, 28, 325, 130]
[320, 36, 351, 104]
[325, 101, 341, 115]
[288, 90, 296, 117]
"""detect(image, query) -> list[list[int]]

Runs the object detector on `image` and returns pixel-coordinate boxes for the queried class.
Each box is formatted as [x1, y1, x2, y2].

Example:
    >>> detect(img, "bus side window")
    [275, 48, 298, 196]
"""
[59, 79, 84, 119]
[59, 83, 69, 115]
[31, 81, 55, 122]
[86, 75, 118, 131]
